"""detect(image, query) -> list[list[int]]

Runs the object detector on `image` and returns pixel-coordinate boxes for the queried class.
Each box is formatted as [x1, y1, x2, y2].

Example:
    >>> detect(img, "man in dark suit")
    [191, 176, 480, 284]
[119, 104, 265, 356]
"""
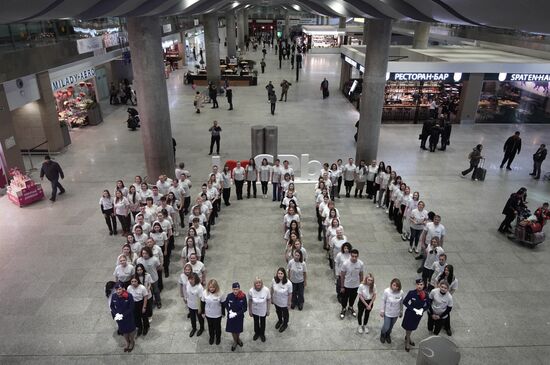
[420, 120, 433, 150]
[530, 144, 547, 179]
[40, 155, 65, 202]
[500, 131, 522, 170]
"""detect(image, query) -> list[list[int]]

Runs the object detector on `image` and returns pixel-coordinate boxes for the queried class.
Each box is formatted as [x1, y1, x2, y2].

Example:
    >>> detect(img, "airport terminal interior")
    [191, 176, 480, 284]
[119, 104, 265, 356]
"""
[1, 1, 550, 364]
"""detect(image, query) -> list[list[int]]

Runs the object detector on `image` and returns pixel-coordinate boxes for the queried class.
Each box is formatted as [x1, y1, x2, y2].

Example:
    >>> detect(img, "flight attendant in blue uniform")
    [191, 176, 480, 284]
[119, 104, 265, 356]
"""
[225, 282, 247, 351]
[401, 279, 429, 352]
[110, 282, 137, 352]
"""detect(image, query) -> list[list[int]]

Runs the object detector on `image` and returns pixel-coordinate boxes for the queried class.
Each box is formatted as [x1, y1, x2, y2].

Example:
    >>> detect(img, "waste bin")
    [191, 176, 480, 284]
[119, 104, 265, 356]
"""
[264, 125, 278, 159]
[416, 336, 460, 365]
[251, 125, 264, 158]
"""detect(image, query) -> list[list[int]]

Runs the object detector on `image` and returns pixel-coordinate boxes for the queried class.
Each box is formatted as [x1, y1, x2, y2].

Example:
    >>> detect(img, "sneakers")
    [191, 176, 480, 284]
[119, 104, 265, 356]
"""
[358, 326, 364, 334]
[348, 307, 357, 317]
[376, 204, 380, 208]
[340, 309, 346, 319]
[364, 326, 369, 334]
[385, 209, 389, 213]
[408, 247, 413, 253]
[415, 247, 420, 254]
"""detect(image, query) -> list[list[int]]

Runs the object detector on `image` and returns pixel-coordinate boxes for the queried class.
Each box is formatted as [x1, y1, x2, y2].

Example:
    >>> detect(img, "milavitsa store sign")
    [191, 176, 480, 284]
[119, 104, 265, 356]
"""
[50, 68, 96, 91]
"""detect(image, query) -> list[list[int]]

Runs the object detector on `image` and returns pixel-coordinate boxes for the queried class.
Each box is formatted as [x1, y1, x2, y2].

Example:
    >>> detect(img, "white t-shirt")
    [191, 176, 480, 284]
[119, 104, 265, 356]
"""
[185, 282, 204, 309]
[424, 245, 445, 269]
[366, 166, 377, 182]
[334, 252, 350, 277]
[259, 165, 271, 181]
[355, 166, 367, 182]
[357, 283, 377, 301]
[287, 259, 307, 283]
[201, 290, 225, 318]
[272, 165, 282, 183]
[156, 179, 173, 195]
[248, 286, 271, 316]
[424, 222, 446, 243]
[410, 209, 428, 230]
[330, 235, 348, 259]
[271, 278, 293, 307]
[150, 231, 167, 248]
[281, 166, 294, 179]
[113, 264, 135, 282]
[100, 196, 114, 210]
[340, 259, 364, 288]
[139, 189, 153, 204]
[429, 289, 453, 315]
[114, 197, 129, 216]
[127, 284, 148, 302]
[381, 288, 404, 318]
[137, 273, 152, 299]
[233, 167, 245, 181]
[136, 256, 160, 282]
[181, 246, 201, 261]
[134, 221, 151, 235]
[190, 261, 205, 276]
[343, 163, 356, 180]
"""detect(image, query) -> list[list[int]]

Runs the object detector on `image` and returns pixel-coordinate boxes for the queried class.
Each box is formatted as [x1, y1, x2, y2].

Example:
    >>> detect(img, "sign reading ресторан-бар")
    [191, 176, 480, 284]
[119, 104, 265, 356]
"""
[50, 68, 96, 91]
[391, 73, 452, 82]
[507, 73, 550, 81]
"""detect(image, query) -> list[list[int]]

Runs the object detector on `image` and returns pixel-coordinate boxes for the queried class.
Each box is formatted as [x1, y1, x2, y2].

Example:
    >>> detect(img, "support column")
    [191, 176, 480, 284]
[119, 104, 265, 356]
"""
[284, 12, 290, 40]
[339, 17, 346, 46]
[457, 73, 484, 124]
[36, 71, 64, 152]
[226, 13, 237, 58]
[362, 19, 368, 46]
[412, 22, 431, 49]
[203, 14, 221, 86]
[127, 16, 174, 179]
[0, 84, 25, 171]
[356, 19, 392, 163]
[243, 10, 249, 39]
[339, 62, 352, 92]
[237, 11, 245, 52]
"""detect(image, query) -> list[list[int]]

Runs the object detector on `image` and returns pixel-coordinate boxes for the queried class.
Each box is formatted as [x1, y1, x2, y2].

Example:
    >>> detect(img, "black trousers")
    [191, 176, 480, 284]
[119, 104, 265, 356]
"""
[211, 96, 218, 108]
[357, 299, 372, 325]
[341, 287, 358, 309]
[183, 196, 191, 215]
[428, 314, 450, 334]
[337, 176, 342, 197]
[499, 211, 516, 231]
[291, 281, 304, 306]
[206, 316, 222, 341]
[533, 161, 543, 178]
[420, 134, 429, 148]
[133, 299, 149, 332]
[246, 180, 257, 198]
[422, 268, 434, 288]
[261, 181, 268, 194]
[501, 152, 516, 168]
[210, 136, 220, 154]
[235, 180, 244, 199]
[409, 228, 423, 248]
[344, 180, 354, 195]
[189, 308, 204, 330]
[116, 214, 131, 233]
[49, 179, 65, 200]
[253, 314, 266, 336]
[275, 305, 289, 325]
[462, 161, 479, 178]
[222, 187, 231, 205]
[103, 209, 117, 233]
[388, 201, 395, 220]
[366, 180, 375, 198]
[270, 103, 276, 115]
[280, 91, 288, 101]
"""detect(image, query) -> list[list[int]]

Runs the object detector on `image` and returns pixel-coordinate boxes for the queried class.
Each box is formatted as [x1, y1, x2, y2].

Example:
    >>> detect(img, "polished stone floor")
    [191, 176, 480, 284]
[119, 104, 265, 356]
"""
[1, 48, 550, 364]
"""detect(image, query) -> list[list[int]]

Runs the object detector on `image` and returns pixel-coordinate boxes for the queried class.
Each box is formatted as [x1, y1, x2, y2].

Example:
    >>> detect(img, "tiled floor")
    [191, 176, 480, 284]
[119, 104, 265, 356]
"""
[1, 48, 550, 364]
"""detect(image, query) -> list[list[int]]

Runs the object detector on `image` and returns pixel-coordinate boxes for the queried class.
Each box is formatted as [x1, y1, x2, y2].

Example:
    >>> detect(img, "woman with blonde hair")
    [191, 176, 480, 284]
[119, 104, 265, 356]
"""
[357, 273, 377, 334]
[201, 279, 225, 345]
[248, 277, 271, 342]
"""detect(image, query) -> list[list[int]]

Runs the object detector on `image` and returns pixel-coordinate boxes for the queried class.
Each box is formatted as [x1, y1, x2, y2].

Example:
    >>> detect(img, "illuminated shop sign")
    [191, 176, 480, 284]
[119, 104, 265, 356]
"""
[344, 56, 357, 68]
[502, 73, 550, 82]
[391, 73, 457, 82]
[50, 68, 96, 91]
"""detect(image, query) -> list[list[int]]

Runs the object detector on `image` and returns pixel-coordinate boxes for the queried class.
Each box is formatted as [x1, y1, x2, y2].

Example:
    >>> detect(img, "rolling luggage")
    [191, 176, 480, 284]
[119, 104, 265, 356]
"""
[473, 158, 486, 181]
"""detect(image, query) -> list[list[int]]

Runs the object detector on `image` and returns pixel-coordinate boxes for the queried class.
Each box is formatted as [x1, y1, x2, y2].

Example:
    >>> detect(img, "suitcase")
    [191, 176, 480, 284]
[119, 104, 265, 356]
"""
[473, 158, 486, 181]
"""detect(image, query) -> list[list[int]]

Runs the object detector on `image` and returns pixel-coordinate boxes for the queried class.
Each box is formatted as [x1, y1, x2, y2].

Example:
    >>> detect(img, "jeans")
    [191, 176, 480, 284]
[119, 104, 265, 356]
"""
[409, 228, 423, 248]
[151, 281, 161, 304]
[222, 188, 231, 205]
[206, 316, 222, 341]
[103, 209, 117, 233]
[357, 299, 372, 325]
[275, 305, 289, 325]
[189, 308, 204, 330]
[533, 160, 543, 178]
[49, 179, 65, 200]
[272, 182, 280, 201]
[116, 214, 131, 233]
[246, 180, 257, 198]
[261, 181, 268, 195]
[380, 315, 398, 337]
[253, 314, 266, 336]
[341, 287, 358, 309]
[291, 281, 304, 306]
[210, 136, 220, 154]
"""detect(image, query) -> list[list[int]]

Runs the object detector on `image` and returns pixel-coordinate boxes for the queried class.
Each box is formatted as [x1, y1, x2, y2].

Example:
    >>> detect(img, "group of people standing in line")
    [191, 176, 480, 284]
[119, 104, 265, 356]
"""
[312, 157, 455, 350]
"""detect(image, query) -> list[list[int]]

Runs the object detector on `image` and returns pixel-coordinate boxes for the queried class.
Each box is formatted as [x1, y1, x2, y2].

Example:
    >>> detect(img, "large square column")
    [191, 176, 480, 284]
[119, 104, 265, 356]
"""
[226, 13, 237, 58]
[127, 16, 174, 179]
[203, 14, 221, 86]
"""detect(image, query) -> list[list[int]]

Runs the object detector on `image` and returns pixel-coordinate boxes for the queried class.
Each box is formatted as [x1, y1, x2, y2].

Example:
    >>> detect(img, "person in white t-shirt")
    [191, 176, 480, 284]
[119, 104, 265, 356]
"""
[259, 158, 272, 198]
[248, 278, 271, 342]
[271, 268, 293, 333]
[201, 279, 226, 345]
[127, 276, 148, 336]
[330, 228, 348, 268]
[155, 175, 173, 196]
[408, 201, 428, 253]
[232, 161, 245, 200]
[430, 253, 447, 290]
[342, 158, 356, 197]
[138, 183, 152, 205]
[427, 280, 453, 336]
[287, 250, 307, 310]
[114, 190, 130, 235]
[354, 160, 367, 198]
[400, 187, 415, 241]
[422, 237, 444, 289]
[339, 249, 364, 319]
[133, 213, 151, 235]
[181, 236, 201, 263]
[185, 272, 205, 337]
[113, 255, 135, 287]
[281, 160, 294, 181]
[188, 253, 206, 285]
[136, 246, 161, 308]
[175, 162, 191, 181]
[100, 190, 117, 235]
[379, 278, 404, 344]
[420, 215, 446, 249]
[271, 159, 283, 201]
[357, 273, 377, 334]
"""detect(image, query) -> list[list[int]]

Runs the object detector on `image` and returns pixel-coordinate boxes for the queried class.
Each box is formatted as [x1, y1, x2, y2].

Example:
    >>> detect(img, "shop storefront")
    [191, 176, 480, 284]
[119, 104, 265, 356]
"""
[162, 33, 184, 75]
[184, 27, 205, 59]
[303, 26, 344, 53]
[477, 73, 550, 124]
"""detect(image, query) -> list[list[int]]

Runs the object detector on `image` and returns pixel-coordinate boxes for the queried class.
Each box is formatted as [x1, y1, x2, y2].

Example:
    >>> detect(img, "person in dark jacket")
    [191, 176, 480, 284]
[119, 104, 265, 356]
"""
[269, 92, 277, 115]
[40, 155, 65, 202]
[420, 120, 433, 150]
[208, 83, 218, 108]
[225, 282, 247, 351]
[498, 190, 525, 233]
[500, 131, 522, 170]
[438, 118, 452, 151]
[401, 279, 429, 352]
[321, 78, 329, 99]
[280, 80, 291, 102]
[265, 81, 274, 99]
[530, 144, 547, 179]
[226, 87, 233, 110]
[428, 123, 441, 152]
[461, 144, 483, 179]
[110, 282, 136, 352]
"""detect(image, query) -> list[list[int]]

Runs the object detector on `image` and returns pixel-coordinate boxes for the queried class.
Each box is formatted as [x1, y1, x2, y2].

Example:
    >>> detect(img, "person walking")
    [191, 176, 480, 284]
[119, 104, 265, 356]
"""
[439, 118, 452, 151]
[260, 59, 266, 73]
[320, 78, 329, 99]
[401, 279, 429, 351]
[530, 144, 547, 179]
[500, 131, 522, 170]
[428, 122, 441, 152]
[269, 92, 277, 115]
[420, 120, 432, 150]
[226, 282, 247, 351]
[208, 120, 222, 155]
[265, 81, 274, 99]
[40, 155, 65, 202]
[461, 144, 483, 179]
[208, 82, 219, 109]
[498, 190, 525, 233]
[280, 80, 292, 102]
[226, 87, 233, 110]
[194, 91, 203, 113]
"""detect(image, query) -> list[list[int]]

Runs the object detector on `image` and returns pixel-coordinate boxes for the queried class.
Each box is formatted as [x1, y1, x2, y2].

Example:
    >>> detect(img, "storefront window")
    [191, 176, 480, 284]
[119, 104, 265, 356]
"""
[55, 81, 100, 128]
[477, 81, 550, 123]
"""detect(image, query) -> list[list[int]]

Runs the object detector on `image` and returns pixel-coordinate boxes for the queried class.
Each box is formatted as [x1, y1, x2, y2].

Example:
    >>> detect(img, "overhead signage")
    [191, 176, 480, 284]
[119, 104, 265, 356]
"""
[391, 73, 454, 82]
[344, 56, 357, 68]
[162, 24, 172, 34]
[51, 68, 96, 91]
[502, 73, 550, 82]
[76, 36, 103, 54]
